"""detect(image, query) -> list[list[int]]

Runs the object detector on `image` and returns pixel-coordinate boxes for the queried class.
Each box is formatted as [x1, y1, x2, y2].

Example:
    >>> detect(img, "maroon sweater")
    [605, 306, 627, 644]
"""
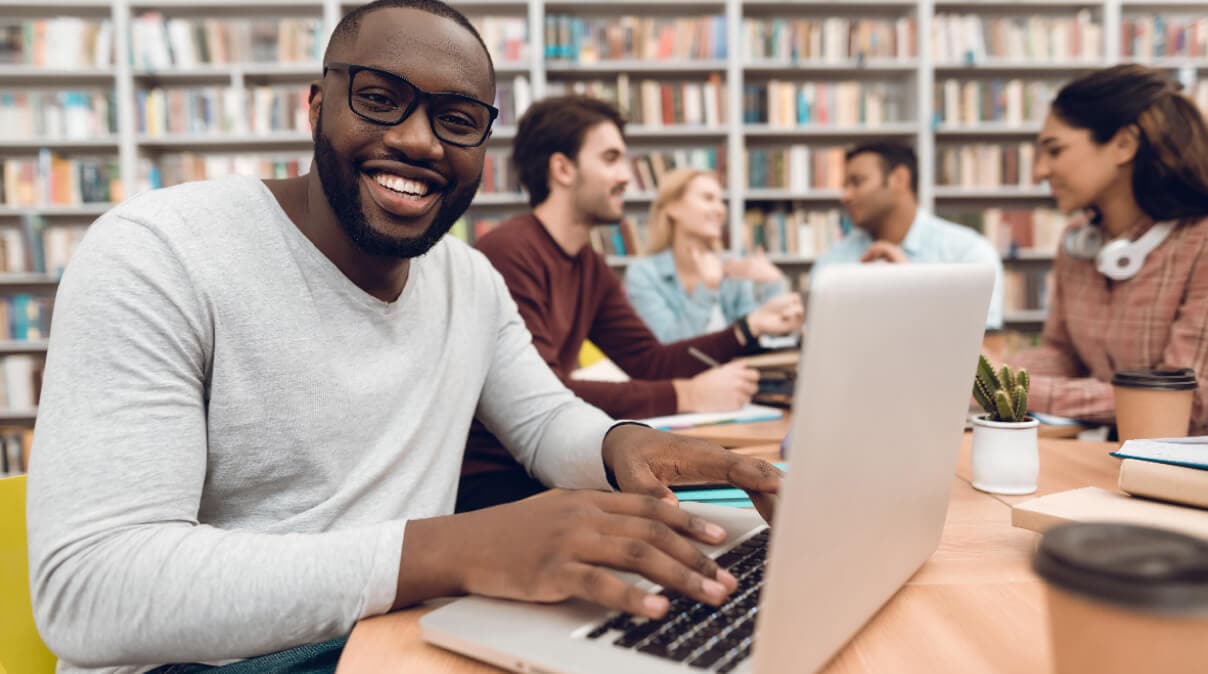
[463, 213, 745, 475]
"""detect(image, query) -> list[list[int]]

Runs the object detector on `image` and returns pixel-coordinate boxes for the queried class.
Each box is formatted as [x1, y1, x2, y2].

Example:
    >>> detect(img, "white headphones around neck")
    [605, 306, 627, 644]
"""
[1063, 215, 1176, 281]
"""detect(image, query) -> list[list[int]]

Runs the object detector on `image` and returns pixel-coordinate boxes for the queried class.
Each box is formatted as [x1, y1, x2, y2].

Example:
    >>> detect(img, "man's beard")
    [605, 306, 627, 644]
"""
[573, 174, 624, 225]
[312, 112, 480, 259]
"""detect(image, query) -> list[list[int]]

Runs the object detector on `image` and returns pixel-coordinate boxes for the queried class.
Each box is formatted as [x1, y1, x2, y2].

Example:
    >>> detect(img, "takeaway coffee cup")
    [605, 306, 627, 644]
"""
[1033, 523, 1208, 674]
[1111, 368, 1196, 441]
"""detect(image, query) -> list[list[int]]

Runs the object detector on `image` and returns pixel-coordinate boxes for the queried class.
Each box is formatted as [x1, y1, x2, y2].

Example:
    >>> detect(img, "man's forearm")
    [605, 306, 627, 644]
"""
[394, 516, 467, 610]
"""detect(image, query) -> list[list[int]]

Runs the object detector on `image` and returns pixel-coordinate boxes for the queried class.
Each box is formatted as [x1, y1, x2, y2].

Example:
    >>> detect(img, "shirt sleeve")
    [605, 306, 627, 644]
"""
[484, 240, 742, 419]
[26, 214, 405, 667]
[1155, 235, 1208, 433]
[1010, 254, 1113, 423]
[726, 275, 788, 323]
[587, 267, 745, 417]
[752, 277, 788, 305]
[474, 265, 615, 490]
[624, 256, 717, 343]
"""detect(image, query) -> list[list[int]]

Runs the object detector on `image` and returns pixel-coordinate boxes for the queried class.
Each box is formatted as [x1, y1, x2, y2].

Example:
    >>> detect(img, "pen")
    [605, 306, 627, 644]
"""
[688, 346, 722, 369]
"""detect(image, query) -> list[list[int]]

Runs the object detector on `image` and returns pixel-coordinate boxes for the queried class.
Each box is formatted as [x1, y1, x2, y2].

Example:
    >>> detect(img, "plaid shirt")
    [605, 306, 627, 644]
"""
[1010, 216, 1208, 434]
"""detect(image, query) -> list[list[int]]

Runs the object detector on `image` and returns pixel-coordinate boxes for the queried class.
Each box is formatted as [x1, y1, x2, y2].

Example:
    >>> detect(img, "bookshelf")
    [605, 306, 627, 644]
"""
[3, 0, 1208, 428]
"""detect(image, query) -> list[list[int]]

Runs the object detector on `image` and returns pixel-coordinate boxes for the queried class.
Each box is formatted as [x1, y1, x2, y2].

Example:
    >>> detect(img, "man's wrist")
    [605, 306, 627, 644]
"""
[672, 378, 695, 412]
[736, 314, 757, 343]
[601, 421, 653, 490]
[395, 515, 468, 610]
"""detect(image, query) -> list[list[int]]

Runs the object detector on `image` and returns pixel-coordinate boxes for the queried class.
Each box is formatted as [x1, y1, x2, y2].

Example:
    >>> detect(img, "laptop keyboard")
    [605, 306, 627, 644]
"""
[584, 527, 770, 672]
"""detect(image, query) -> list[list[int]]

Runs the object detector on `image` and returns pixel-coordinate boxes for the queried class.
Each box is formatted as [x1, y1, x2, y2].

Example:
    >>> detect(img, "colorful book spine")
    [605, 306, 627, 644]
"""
[545, 15, 727, 63]
[139, 153, 311, 190]
[936, 142, 1036, 188]
[934, 78, 1060, 126]
[0, 90, 117, 139]
[742, 17, 917, 62]
[745, 145, 847, 191]
[137, 86, 309, 136]
[932, 12, 1103, 64]
[0, 19, 113, 68]
[1, 151, 120, 207]
[547, 75, 727, 127]
[130, 15, 323, 68]
[746, 80, 907, 127]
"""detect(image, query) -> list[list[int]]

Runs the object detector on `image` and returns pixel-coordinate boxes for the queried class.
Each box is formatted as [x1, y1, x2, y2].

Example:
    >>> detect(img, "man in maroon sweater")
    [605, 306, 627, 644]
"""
[458, 96, 804, 511]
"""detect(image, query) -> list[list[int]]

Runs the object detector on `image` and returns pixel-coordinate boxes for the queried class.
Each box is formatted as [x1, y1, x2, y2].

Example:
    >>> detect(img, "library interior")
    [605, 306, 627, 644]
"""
[3, 0, 1208, 673]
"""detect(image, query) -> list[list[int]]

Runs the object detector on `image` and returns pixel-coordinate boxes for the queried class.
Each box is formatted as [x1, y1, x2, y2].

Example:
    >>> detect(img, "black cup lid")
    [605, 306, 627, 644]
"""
[1033, 523, 1208, 613]
[1111, 368, 1197, 391]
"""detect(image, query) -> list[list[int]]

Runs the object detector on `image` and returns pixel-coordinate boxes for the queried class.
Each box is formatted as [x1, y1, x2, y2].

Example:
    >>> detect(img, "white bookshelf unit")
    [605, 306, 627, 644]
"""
[2, 0, 1207, 425]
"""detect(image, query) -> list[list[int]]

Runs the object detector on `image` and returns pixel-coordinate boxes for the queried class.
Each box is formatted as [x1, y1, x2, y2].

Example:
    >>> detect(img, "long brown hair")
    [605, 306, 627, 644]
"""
[1051, 64, 1208, 222]
[644, 169, 722, 254]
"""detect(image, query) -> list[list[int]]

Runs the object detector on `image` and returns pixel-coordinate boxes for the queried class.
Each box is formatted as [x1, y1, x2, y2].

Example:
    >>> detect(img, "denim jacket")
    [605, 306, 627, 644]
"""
[624, 250, 787, 343]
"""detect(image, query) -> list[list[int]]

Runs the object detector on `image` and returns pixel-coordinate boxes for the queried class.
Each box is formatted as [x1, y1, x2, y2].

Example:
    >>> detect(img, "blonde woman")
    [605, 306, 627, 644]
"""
[625, 169, 804, 343]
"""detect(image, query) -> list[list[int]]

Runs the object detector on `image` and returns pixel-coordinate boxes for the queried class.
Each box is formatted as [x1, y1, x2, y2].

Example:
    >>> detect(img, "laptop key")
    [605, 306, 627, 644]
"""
[687, 643, 731, 669]
[586, 612, 633, 639]
[614, 619, 667, 648]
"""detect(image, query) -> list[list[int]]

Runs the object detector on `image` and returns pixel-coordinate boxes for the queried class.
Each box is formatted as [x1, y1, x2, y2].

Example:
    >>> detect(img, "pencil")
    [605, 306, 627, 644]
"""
[688, 346, 722, 369]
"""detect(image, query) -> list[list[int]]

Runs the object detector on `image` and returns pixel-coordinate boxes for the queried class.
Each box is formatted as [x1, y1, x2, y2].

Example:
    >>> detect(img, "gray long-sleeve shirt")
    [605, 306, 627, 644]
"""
[26, 176, 615, 673]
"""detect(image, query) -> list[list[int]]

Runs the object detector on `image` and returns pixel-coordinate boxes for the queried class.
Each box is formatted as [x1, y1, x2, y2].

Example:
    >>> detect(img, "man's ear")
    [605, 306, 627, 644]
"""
[1110, 125, 1140, 166]
[887, 164, 910, 192]
[308, 81, 323, 140]
[548, 151, 577, 189]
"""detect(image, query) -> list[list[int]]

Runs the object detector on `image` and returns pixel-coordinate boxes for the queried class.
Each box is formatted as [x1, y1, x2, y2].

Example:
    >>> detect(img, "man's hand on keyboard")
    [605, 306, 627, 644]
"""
[409, 491, 742, 619]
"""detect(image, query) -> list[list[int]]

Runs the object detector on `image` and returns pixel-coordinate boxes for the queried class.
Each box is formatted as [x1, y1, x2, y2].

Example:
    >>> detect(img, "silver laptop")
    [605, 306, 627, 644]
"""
[423, 263, 995, 674]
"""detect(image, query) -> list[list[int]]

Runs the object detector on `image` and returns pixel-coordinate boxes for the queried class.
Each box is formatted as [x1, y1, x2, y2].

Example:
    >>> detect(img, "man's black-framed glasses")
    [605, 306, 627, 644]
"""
[324, 62, 499, 148]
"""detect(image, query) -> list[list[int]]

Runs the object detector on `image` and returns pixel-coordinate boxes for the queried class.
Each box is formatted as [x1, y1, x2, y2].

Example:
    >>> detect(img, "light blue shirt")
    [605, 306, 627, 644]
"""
[625, 249, 788, 343]
[811, 209, 1005, 329]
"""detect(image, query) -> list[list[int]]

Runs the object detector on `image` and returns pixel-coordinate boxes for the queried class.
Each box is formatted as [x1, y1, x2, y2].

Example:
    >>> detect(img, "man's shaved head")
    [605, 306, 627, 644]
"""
[325, 0, 494, 85]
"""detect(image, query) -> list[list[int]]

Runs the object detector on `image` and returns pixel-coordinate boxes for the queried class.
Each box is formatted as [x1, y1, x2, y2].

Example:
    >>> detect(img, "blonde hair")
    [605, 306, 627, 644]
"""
[644, 169, 723, 254]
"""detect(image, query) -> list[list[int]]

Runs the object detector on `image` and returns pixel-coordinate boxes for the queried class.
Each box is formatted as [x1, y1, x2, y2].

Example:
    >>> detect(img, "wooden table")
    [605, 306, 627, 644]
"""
[336, 434, 1122, 674]
[672, 417, 791, 448]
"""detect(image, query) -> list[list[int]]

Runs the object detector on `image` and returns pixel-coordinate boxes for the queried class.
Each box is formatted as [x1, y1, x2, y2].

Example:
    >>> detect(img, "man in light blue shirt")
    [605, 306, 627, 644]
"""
[811, 142, 1004, 329]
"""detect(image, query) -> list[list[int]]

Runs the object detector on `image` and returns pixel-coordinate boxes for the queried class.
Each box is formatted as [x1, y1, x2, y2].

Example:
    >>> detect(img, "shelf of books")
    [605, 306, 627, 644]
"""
[4, 0, 1207, 424]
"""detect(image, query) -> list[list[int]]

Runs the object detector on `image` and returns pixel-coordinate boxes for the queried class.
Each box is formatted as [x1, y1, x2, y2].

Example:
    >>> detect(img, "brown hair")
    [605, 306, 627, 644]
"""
[1051, 64, 1208, 222]
[511, 96, 626, 207]
[644, 169, 722, 254]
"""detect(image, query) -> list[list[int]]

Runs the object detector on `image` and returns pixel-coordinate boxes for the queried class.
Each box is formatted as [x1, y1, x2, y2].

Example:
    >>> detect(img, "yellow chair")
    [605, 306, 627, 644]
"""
[0, 475, 57, 674]
[578, 340, 606, 368]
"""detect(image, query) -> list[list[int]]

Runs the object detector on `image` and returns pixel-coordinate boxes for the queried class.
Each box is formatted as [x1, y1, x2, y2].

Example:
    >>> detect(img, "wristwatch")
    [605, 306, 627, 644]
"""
[736, 314, 756, 346]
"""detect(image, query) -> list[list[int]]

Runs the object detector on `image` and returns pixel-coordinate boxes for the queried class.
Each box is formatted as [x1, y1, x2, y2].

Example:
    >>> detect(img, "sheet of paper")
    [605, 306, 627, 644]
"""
[638, 404, 784, 431]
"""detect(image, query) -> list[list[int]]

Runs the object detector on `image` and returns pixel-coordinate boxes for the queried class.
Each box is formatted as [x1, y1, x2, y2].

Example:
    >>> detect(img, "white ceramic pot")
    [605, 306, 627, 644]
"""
[970, 415, 1040, 495]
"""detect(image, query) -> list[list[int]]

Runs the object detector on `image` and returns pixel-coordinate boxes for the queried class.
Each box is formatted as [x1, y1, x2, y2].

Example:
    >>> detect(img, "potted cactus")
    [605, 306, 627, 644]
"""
[970, 355, 1040, 495]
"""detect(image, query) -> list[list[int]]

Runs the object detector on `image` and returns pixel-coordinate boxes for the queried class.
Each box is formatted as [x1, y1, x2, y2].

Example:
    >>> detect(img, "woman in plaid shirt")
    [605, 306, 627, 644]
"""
[1012, 64, 1208, 435]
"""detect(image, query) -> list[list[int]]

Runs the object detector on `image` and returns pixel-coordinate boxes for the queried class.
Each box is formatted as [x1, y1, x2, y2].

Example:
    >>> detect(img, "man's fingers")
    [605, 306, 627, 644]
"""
[748, 491, 778, 525]
[564, 562, 669, 619]
[633, 438, 783, 497]
[594, 492, 723, 541]
[581, 531, 733, 606]
[612, 458, 678, 505]
[657, 445, 783, 495]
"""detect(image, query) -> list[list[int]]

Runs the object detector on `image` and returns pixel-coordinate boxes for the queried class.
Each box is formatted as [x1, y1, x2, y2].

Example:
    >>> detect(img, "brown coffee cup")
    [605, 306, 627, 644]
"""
[1112, 368, 1196, 441]
[1033, 522, 1208, 674]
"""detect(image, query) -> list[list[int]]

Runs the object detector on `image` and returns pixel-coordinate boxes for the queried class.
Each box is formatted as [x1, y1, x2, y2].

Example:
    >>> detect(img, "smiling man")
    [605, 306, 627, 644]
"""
[24, 2, 780, 673]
